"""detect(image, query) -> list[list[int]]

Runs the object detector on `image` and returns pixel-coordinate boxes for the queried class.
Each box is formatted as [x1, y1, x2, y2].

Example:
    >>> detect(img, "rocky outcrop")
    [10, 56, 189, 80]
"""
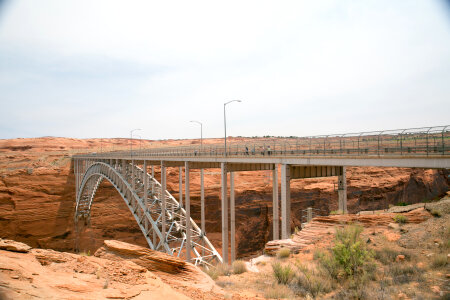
[0, 238, 32, 253]
[264, 207, 432, 255]
[94, 240, 222, 297]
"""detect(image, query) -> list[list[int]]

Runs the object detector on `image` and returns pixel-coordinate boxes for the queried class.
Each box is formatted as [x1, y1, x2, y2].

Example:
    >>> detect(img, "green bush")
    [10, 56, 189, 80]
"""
[272, 262, 295, 285]
[276, 248, 291, 259]
[393, 214, 407, 224]
[232, 260, 247, 274]
[332, 225, 372, 277]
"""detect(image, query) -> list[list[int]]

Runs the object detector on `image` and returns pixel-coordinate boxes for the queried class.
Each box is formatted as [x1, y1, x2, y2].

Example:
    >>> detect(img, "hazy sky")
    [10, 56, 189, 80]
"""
[1, 0, 449, 140]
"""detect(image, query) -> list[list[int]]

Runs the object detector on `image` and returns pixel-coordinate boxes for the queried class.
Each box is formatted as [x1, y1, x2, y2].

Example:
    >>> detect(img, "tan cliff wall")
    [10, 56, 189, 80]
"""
[0, 138, 448, 258]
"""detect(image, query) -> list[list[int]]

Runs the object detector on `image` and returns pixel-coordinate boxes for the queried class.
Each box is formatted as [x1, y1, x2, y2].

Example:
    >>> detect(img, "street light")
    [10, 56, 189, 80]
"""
[190, 120, 203, 153]
[224, 100, 242, 157]
[130, 128, 142, 158]
[134, 134, 143, 151]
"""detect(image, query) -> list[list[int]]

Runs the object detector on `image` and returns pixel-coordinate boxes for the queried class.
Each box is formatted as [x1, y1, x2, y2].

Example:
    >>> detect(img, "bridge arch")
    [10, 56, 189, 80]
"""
[74, 161, 221, 266]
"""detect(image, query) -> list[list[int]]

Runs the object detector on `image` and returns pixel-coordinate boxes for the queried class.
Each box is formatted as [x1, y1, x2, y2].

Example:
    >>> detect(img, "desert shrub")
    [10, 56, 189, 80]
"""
[332, 225, 372, 277]
[431, 253, 448, 268]
[389, 264, 421, 284]
[216, 279, 233, 288]
[277, 248, 291, 259]
[314, 250, 340, 279]
[396, 202, 408, 206]
[264, 283, 294, 299]
[272, 262, 295, 285]
[203, 263, 231, 280]
[232, 260, 247, 274]
[393, 215, 407, 224]
[430, 208, 443, 217]
[295, 263, 332, 298]
[374, 247, 412, 265]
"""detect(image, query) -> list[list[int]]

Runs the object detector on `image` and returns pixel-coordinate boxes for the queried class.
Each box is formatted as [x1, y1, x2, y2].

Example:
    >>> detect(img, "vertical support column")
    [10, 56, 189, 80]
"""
[161, 161, 166, 241]
[307, 207, 313, 223]
[74, 159, 78, 199]
[143, 160, 148, 203]
[281, 164, 291, 239]
[179, 166, 183, 208]
[151, 166, 155, 196]
[185, 161, 191, 262]
[272, 165, 279, 240]
[230, 171, 236, 263]
[132, 159, 135, 190]
[122, 159, 126, 178]
[200, 168, 205, 256]
[221, 162, 229, 264]
[338, 166, 348, 214]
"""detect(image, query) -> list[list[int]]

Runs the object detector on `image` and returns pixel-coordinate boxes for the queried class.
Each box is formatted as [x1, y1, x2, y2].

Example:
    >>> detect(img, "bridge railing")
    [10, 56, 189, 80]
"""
[74, 125, 449, 159]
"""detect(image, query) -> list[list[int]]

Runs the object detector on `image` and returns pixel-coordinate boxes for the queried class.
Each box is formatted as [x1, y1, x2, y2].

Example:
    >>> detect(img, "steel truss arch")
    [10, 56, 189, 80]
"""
[75, 161, 222, 266]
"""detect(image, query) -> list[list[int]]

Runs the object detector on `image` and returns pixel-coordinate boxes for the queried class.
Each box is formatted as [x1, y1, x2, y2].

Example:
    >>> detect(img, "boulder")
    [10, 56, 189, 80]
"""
[0, 238, 32, 253]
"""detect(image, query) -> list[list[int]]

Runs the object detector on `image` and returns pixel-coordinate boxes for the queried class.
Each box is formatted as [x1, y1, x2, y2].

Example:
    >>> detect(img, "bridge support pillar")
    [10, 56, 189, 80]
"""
[151, 166, 155, 196]
[230, 171, 236, 263]
[143, 161, 148, 202]
[338, 166, 347, 214]
[281, 164, 291, 239]
[185, 162, 191, 262]
[161, 161, 166, 241]
[121, 159, 126, 178]
[307, 207, 313, 222]
[200, 169, 205, 257]
[179, 167, 183, 208]
[221, 163, 229, 264]
[273, 165, 279, 240]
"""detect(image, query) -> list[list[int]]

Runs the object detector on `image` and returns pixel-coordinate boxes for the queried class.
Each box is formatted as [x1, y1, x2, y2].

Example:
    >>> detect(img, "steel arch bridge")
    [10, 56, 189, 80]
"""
[74, 161, 222, 266]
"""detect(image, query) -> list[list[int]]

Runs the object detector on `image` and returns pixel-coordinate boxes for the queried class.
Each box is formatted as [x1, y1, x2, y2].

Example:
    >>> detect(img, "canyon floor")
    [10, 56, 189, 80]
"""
[1, 198, 449, 299]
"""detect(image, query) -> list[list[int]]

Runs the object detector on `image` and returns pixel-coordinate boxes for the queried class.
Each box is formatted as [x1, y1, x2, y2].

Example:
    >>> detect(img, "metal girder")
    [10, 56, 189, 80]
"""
[290, 165, 343, 179]
[226, 163, 274, 172]
[74, 160, 222, 267]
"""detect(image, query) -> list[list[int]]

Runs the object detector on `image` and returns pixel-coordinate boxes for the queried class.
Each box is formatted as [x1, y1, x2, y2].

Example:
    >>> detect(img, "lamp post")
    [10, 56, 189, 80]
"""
[224, 100, 241, 157]
[130, 128, 142, 157]
[130, 129, 141, 190]
[190, 120, 203, 153]
[134, 134, 143, 151]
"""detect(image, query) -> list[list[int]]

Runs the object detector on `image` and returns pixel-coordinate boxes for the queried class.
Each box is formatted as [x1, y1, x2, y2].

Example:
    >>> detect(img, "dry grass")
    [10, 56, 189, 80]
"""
[232, 260, 247, 274]
[264, 283, 294, 299]
[430, 253, 448, 269]
[272, 262, 295, 285]
[393, 214, 407, 224]
[203, 263, 232, 280]
[276, 248, 291, 259]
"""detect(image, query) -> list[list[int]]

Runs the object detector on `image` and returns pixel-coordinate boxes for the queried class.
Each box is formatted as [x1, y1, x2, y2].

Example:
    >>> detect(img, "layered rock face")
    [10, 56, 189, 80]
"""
[0, 138, 448, 258]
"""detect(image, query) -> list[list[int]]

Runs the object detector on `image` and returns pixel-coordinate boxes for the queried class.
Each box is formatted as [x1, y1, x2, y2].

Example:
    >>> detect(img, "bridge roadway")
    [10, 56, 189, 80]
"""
[73, 125, 449, 265]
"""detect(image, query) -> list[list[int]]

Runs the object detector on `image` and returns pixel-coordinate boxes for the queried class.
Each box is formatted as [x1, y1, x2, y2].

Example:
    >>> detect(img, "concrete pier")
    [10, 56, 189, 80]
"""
[221, 162, 228, 264]
[338, 166, 347, 213]
[230, 171, 235, 263]
[185, 162, 191, 262]
[281, 164, 291, 239]
[272, 165, 279, 240]
[161, 161, 166, 240]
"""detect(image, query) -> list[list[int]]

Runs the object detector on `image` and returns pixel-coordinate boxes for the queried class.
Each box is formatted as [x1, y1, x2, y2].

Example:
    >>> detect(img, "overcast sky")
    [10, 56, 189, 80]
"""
[0, 0, 449, 140]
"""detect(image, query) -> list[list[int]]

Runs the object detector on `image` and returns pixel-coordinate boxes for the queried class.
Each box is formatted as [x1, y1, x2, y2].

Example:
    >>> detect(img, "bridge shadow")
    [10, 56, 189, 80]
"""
[52, 159, 77, 252]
